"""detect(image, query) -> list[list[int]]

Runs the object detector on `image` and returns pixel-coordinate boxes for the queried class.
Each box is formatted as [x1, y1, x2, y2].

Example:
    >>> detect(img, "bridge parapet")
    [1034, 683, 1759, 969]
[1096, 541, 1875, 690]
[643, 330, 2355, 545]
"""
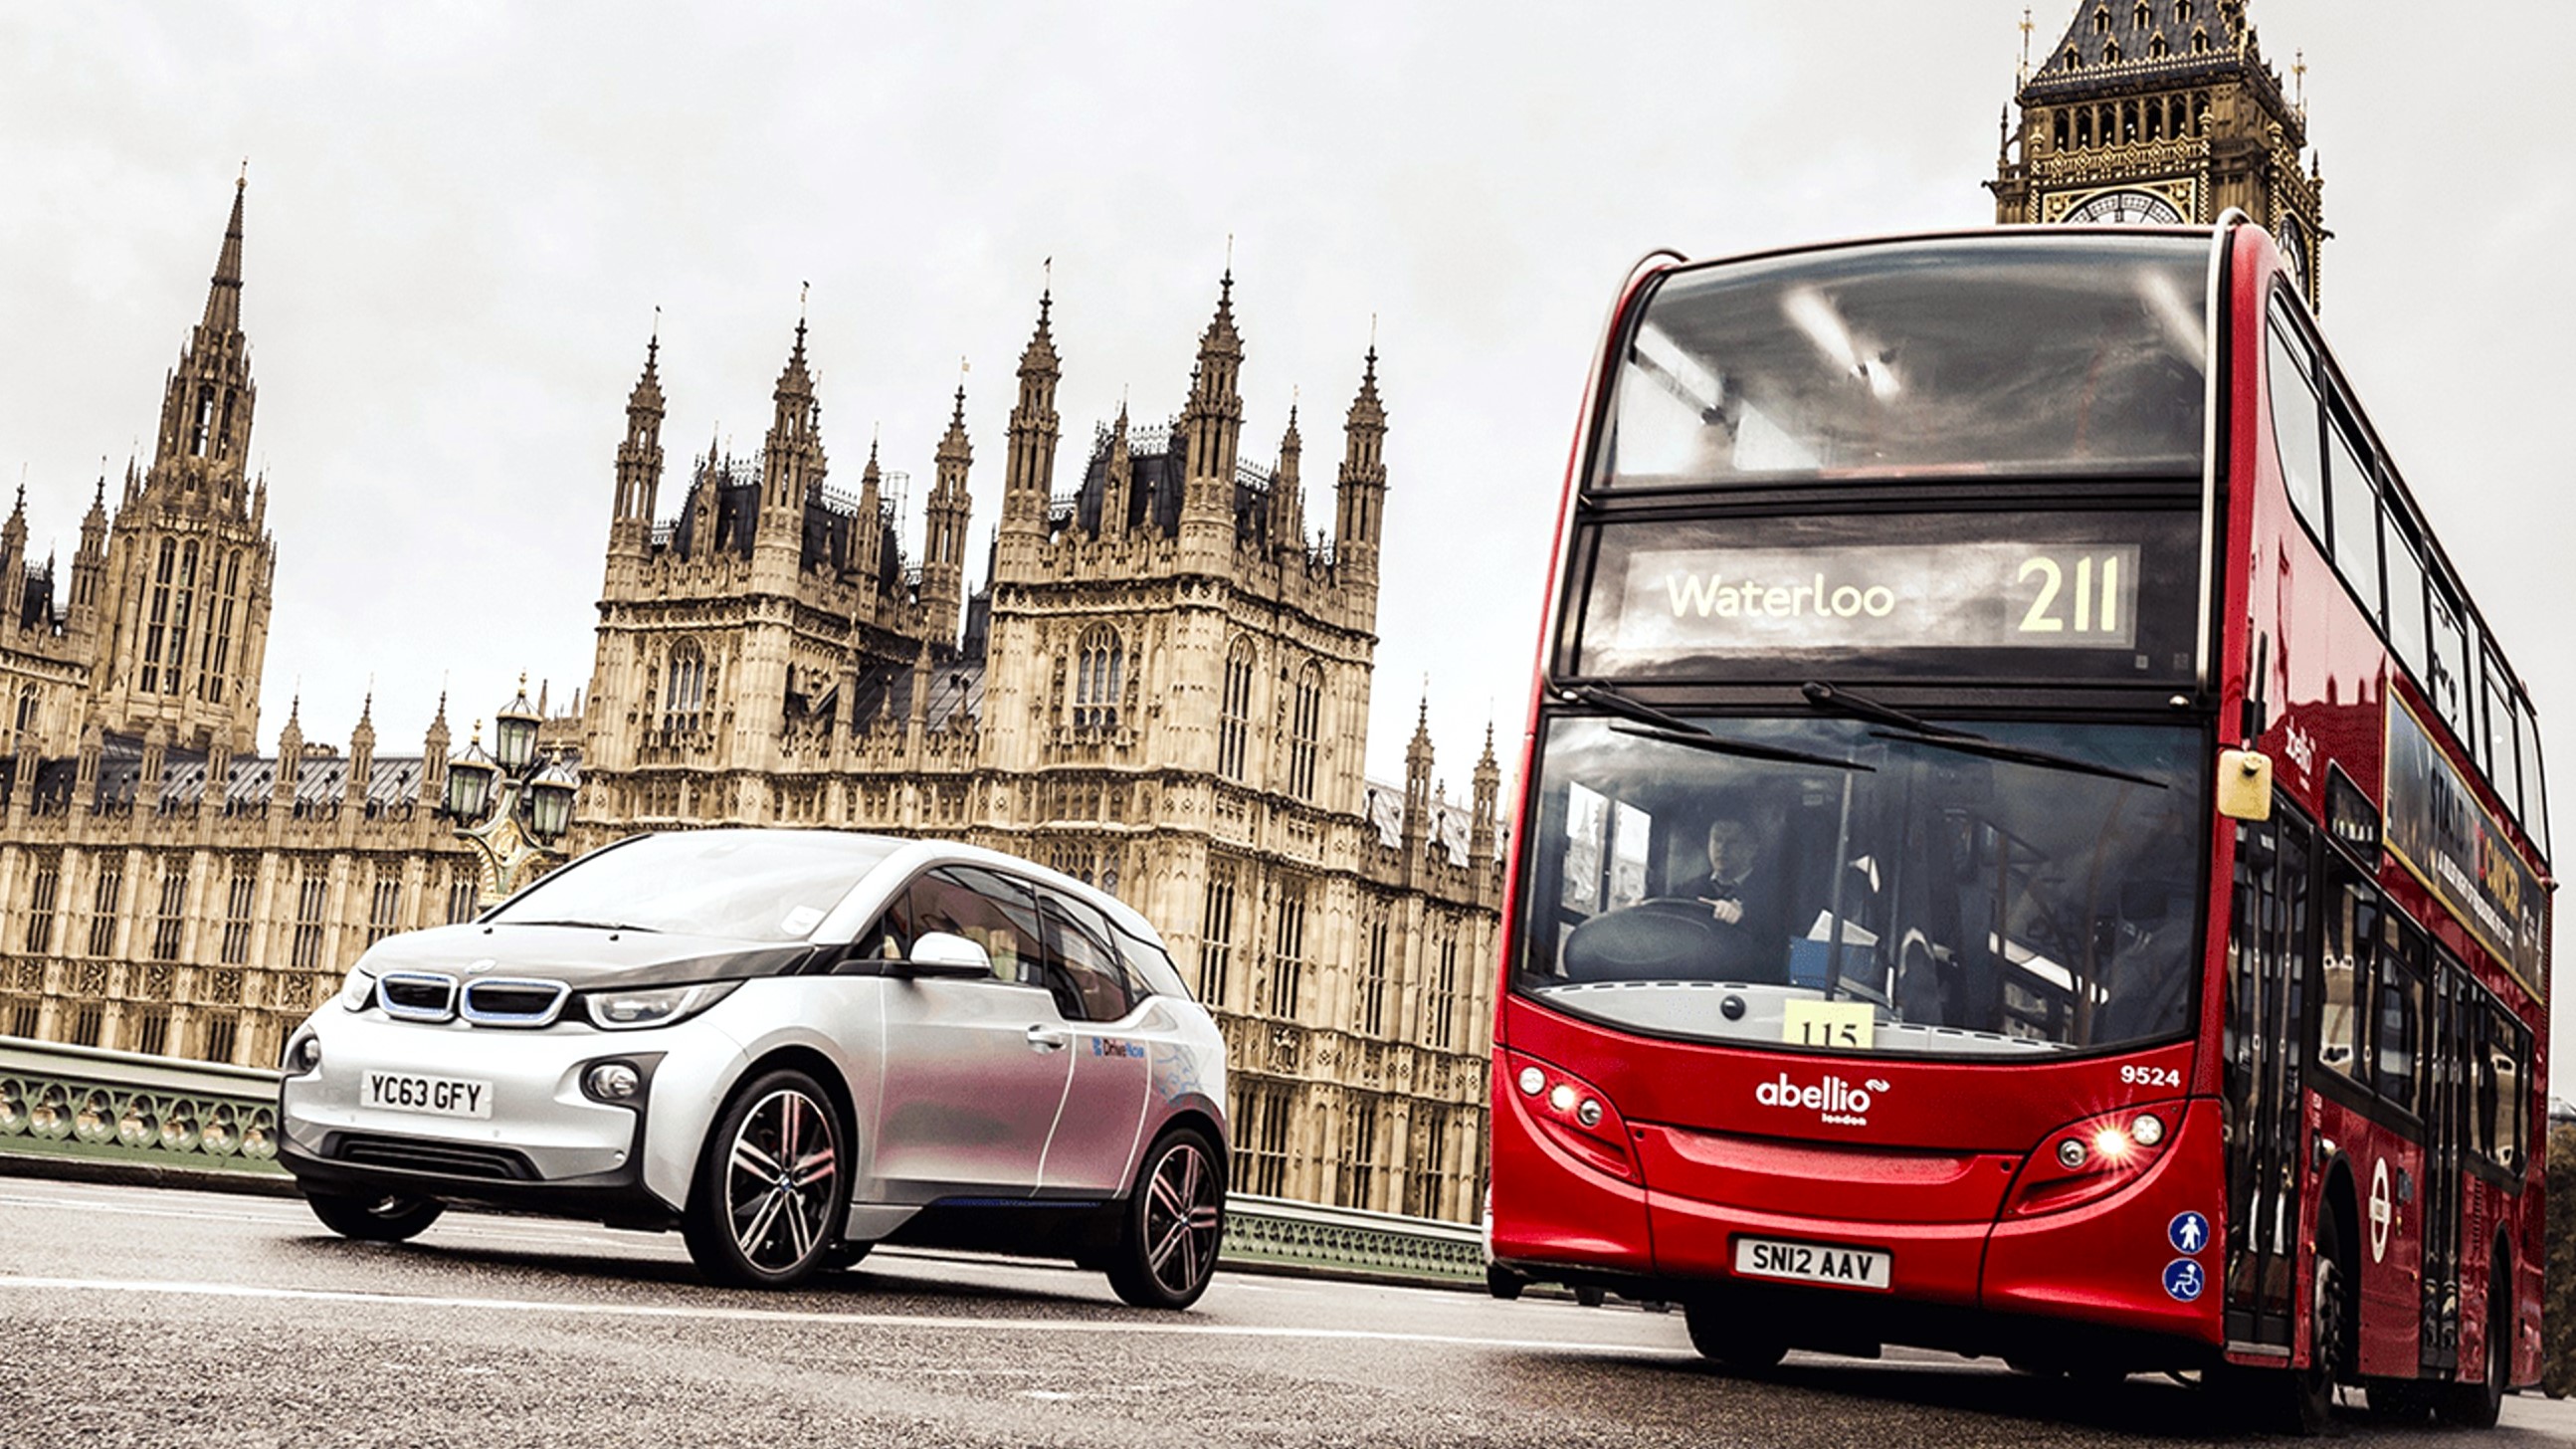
[0, 1036, 1484, 1286]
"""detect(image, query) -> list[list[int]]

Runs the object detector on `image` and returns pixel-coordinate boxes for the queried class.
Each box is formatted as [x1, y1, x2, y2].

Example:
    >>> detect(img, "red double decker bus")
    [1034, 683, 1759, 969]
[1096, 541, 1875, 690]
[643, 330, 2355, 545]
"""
[1486, 220, 2552, 1432]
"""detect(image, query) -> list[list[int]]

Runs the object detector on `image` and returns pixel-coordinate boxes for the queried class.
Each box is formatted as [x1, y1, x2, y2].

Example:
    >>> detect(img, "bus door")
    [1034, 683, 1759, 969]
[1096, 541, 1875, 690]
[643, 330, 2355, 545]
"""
[2222, 809, 2312, 1350]
[2325, 863, 2430, 1377]
[2418, 952, 2468, 1376]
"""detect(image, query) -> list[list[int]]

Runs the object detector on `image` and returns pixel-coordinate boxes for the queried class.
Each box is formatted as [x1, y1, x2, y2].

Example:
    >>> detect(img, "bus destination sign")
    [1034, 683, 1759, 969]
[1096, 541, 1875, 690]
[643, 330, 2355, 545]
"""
[2385, 694, 2547, 999]
[1606, 542, 2144, 659]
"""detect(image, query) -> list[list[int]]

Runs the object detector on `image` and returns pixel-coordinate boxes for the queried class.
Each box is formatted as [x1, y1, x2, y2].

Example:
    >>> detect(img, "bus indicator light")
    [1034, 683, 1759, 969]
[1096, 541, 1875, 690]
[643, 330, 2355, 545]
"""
[2131, 1114, 2165, 1147]
[1516, 1066, 1546, 1097]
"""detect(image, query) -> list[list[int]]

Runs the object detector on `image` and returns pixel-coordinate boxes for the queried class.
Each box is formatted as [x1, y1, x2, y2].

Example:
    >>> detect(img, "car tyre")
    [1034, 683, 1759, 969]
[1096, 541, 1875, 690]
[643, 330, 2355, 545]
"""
[304, 1188, 444, 1243]
[682, 1067, 851, 1289]
[1105, 1126, 1225, 1310]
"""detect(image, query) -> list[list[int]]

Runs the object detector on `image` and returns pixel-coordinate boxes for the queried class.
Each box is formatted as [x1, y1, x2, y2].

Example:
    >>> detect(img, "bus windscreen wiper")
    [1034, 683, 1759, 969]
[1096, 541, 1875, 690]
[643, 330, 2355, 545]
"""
[1558, 684, 1873, 772]
[1800, 681, 1977, 738]
[1863, 729, 2166, 789]
[1805, 680, 2165, 787]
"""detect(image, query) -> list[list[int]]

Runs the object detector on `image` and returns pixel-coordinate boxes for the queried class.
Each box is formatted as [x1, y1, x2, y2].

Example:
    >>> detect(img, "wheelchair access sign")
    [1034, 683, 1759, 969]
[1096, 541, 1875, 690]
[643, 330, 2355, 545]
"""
[2162, 1258, 2206, 1303]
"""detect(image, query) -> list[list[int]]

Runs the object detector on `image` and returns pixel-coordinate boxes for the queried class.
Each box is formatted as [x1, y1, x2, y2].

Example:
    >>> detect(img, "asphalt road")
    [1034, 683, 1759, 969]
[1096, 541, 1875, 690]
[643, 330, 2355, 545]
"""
[0, 1177, 2566, 1448]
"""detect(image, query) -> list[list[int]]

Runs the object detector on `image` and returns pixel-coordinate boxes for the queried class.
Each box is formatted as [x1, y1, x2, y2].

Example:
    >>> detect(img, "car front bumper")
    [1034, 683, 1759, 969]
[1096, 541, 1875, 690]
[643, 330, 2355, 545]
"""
[277, 1007, 733, 1224]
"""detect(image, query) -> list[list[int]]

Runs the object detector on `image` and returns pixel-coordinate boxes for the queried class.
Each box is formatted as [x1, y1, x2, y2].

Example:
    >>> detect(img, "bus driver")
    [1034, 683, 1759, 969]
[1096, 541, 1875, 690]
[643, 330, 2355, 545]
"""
[1695, 814, 1794, 969]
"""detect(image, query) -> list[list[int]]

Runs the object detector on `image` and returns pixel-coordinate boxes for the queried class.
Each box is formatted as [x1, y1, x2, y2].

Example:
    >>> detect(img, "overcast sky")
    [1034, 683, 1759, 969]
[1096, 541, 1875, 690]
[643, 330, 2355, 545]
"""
[3, 2, 2569, 1088]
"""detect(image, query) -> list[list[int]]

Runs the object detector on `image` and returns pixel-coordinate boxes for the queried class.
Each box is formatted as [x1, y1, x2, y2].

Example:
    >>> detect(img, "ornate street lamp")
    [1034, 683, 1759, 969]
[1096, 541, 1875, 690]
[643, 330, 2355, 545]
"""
[444, 724, 498, 821]
[442, 673, 582, 911]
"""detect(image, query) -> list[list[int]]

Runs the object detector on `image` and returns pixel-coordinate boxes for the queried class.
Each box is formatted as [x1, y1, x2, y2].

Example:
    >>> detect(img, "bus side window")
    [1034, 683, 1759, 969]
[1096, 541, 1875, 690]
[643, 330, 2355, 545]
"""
[2518, 715, 2551, 856]
[2484, 1006, 2526, 1175]
[2324, 405, 2382, 620]
[2266, 310, 2328, 541]
[2371, 913, 2423, 1114]
[2479, 653, 2513, 798]
[2381, 513, 2431, 685]
[2427, 586, 2471, 739]
[2315, 860, 2371, 1081]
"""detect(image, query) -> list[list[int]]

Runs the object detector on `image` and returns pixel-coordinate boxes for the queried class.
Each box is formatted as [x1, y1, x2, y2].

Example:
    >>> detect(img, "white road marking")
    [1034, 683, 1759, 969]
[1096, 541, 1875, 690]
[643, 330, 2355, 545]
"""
[0, 1274, 1694, 1356]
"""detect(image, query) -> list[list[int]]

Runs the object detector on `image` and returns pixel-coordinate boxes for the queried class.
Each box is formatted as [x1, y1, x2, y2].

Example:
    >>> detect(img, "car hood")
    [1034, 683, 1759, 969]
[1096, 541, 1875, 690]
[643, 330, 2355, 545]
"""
[356, 923, 816, 990]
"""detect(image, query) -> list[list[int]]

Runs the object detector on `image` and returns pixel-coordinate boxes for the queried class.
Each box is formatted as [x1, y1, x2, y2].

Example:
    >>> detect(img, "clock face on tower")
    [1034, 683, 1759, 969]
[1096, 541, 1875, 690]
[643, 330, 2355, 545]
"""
[2063, 189, 2187, 225]
[2278, 221, 2308, 287]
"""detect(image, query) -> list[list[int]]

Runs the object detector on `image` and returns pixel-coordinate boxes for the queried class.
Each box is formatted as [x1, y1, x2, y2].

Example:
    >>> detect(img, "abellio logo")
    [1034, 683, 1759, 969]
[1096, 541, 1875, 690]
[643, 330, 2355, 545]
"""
[1754, 1073, 1892, 1127]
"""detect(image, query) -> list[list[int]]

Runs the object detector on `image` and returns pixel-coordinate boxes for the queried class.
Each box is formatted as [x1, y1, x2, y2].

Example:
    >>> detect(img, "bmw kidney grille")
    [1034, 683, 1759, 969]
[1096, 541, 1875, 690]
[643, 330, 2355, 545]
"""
[459, 978, 570, 1027]
[377, 971, 459, 1021]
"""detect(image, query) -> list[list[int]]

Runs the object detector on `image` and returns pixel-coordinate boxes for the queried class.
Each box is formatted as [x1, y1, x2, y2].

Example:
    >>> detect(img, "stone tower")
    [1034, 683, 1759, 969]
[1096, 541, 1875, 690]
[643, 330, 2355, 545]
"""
[1989, 0, 2325, 308]
[88, 176, 279, 749]
[576, 311, 965, 826]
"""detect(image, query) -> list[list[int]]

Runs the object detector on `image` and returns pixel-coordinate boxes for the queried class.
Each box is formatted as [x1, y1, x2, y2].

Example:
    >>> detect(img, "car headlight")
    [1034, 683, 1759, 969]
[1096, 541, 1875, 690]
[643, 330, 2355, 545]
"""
[339, 965, 378, 1011]
[581, 980, 740, 1031]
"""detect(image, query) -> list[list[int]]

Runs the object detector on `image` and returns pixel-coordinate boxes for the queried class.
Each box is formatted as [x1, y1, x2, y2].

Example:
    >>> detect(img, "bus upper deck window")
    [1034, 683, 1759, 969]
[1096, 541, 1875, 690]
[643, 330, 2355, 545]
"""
[2381, 514, 2431, 682]
[2324, 408, 2381, 619]
[2267, 310, 2327, 538]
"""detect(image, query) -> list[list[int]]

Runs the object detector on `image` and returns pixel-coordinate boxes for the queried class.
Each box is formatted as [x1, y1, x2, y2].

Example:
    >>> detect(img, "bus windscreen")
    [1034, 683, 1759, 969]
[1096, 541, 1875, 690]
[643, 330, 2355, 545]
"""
[1513, 714, 2206, 1060]
[1599, 235, 2210, 489]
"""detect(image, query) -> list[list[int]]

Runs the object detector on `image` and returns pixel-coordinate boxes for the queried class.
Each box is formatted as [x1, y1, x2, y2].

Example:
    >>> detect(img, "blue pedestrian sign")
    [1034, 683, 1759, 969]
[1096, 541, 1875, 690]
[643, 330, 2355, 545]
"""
[2168, 1211, 2210, 1255]
[2162, 1258, 2206, 1303]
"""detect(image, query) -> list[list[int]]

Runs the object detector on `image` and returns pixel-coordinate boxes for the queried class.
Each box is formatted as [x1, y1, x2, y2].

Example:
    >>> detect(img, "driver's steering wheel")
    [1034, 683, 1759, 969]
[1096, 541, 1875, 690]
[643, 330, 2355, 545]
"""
[1561, 897, 1781, 984]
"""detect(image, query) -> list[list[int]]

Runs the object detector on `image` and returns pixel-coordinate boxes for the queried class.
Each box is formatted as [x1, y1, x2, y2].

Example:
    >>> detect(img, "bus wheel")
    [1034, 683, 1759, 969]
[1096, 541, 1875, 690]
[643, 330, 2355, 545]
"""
[2218, 1216, 2351, 1434]
[1684, 1300, 1787, 1371]
[2438, 1258, 2509, 1430]
[2286, 1214, 2354, 1435]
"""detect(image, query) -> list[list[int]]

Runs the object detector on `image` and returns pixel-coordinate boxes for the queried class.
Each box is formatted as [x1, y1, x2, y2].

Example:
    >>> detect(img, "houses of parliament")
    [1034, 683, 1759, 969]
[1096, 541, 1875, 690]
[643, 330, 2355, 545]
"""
[0, 0, 2327, 1221]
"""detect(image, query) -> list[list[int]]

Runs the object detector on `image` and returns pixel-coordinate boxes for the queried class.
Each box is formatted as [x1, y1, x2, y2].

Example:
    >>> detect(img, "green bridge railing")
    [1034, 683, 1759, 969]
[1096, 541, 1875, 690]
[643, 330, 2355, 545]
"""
[0, 1035, 1482, 1287]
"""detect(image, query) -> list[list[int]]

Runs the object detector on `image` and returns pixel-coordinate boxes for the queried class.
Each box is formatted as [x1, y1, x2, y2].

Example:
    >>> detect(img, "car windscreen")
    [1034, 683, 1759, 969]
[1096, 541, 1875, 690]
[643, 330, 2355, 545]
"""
[1600, 234, 2210, 488]
[488, 831, 902, 943]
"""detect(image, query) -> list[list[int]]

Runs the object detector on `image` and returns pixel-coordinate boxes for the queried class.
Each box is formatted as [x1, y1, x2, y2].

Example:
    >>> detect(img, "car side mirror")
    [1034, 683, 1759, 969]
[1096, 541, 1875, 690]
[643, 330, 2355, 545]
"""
[900, 931, 993, 980]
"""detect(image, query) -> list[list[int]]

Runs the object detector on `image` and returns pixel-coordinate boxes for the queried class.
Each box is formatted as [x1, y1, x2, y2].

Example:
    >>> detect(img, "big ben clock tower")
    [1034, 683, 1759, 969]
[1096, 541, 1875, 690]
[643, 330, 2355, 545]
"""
[1990, 1, 2325, 309]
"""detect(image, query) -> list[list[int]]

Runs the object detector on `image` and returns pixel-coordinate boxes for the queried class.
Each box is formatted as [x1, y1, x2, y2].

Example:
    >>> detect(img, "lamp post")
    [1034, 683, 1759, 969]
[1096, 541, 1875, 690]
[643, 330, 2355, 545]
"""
[443, 674, 581, 910]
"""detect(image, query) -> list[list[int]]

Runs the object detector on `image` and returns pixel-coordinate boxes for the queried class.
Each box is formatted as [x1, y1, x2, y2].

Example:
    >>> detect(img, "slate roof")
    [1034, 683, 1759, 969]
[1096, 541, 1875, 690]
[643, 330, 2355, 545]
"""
[10, 729, 509, 816]
[1361, 780, 1474, 868]
[848, 659, 985, 732]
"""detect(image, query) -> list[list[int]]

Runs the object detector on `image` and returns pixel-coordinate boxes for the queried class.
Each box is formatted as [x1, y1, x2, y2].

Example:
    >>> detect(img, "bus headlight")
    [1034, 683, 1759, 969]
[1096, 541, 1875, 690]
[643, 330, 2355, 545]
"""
[2014, 1102, 2183, 1217]
[1504, 1051, 1637, 1184]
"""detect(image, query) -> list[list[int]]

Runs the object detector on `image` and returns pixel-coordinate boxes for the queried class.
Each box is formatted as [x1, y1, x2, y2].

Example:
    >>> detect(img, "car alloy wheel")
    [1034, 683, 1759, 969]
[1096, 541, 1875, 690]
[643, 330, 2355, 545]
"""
[684, 1068, 848, 1288]
[1108, 1128, 1224, 1309]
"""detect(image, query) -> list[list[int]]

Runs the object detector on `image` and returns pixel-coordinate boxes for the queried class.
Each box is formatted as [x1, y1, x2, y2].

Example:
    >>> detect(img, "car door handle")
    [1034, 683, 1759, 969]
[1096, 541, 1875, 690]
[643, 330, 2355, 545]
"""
[1026, 1025, 1070, 1051]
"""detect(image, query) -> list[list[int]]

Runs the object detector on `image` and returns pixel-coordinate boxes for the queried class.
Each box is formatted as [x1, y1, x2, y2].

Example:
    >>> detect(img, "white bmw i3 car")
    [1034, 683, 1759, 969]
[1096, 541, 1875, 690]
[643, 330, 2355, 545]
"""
[278, 829, 1231, 1307]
